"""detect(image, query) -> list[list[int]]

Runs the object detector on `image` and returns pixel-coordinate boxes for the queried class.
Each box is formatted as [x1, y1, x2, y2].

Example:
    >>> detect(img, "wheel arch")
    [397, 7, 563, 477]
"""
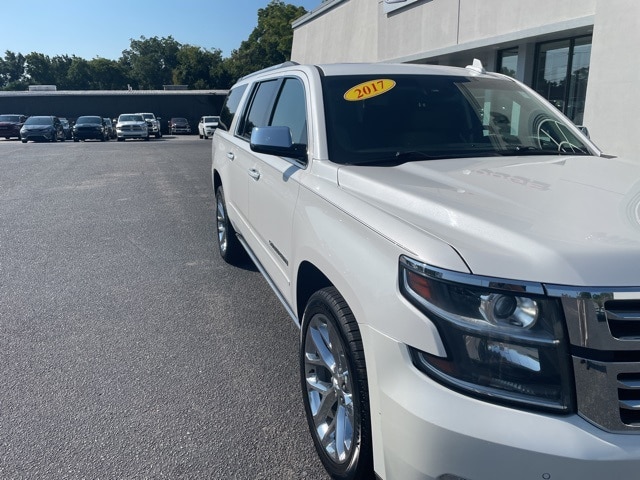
[295, 261, 333, 323]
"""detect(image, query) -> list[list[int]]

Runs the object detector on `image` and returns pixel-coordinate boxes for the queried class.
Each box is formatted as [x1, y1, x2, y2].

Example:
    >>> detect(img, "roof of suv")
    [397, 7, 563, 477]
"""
[238, 61, 496, 83]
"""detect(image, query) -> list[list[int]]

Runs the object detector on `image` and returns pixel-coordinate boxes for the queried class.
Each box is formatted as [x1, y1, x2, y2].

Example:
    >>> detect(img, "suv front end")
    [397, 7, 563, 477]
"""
[212, 61, 640, 479]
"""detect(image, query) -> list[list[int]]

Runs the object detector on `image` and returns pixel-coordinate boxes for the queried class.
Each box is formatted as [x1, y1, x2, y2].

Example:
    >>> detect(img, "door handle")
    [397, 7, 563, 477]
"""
[226, 152, 235, 160]
[248, 168, 261, 180]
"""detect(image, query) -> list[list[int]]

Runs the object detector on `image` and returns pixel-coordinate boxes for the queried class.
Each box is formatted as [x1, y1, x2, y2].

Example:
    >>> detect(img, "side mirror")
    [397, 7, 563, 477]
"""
[576, 126, 590, 139]
[250, 126, 307, 161]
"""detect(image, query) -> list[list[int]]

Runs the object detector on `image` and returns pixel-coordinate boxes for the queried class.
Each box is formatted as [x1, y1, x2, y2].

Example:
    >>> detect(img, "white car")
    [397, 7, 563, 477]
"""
[116, 114, 149, 141]
[137, 112, 162, 138]
[198, 115, 219, 139]
[212, 61, 640, 479]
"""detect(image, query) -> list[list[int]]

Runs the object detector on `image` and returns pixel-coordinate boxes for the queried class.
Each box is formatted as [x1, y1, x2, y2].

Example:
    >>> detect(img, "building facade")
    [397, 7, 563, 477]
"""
[292, 0, 639, 158]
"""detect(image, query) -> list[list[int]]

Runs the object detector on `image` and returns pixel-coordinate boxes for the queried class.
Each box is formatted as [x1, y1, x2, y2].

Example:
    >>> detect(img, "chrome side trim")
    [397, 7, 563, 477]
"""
[236, 233, 300, 329]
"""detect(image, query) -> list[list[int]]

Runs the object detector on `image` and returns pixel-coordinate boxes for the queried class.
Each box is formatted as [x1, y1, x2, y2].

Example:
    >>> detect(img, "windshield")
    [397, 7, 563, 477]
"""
[322, 74, 592, 165]
[0, 115, 21, 122]
[119, 115, 143, 122]
[203, 116, 219, 123]
[77, 116, 102, 124]
[24, 116, 52, 125]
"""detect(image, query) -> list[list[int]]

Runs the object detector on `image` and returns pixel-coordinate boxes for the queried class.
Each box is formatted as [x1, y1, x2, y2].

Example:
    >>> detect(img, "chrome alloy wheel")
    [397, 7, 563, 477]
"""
[303, 313, 355, 464]
[216, 191, 228, 255]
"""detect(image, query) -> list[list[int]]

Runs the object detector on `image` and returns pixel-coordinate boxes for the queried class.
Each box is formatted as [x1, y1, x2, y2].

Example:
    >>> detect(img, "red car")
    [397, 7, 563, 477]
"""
[0, 114, 27, 140]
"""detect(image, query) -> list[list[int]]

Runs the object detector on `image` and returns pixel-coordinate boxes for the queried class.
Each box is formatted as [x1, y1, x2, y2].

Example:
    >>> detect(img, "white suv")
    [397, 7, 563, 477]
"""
[211, 61, 640, 479]
[198, 115, 219, 139]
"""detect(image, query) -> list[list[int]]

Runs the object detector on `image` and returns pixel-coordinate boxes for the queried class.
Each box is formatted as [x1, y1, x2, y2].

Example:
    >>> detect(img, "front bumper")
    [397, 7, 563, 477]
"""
[73, 129, 104, 140]
[362, 325, 640, 480]
[117, 127, 148, 139]
[0, 125, 21, 138]
[21, 129, 55, 141]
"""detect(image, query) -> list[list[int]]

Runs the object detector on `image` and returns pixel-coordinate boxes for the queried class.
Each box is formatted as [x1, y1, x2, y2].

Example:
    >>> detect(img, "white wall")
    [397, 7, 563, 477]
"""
[583, 0, 640, 157]
[293, 0, 597, 64]
[291, 0, 378, 64]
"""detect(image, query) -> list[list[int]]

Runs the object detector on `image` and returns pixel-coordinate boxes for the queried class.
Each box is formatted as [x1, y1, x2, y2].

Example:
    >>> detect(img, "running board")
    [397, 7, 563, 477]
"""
[235, 233, 301, 329]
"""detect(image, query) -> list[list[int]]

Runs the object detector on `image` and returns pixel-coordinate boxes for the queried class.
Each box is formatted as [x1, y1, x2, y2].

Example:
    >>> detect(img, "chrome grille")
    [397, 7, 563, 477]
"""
[547, 285, 640, 433]
[619, 373, 640, 426]
[606, 300, 640, 339]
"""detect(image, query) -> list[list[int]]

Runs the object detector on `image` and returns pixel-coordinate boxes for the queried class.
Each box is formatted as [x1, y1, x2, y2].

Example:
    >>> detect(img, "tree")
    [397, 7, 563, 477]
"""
[225, 0, 307, 81]
[24, 52, 56, 85]
[0, 51, 27, 90]
[173, 45, 223, 89]
[88, 58, 130, 90]
[121, 35, 181, 89]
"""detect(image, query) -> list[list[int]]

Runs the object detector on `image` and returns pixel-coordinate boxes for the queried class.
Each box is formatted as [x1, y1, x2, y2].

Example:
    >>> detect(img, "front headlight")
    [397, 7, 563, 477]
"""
[399, 256, 574, 412]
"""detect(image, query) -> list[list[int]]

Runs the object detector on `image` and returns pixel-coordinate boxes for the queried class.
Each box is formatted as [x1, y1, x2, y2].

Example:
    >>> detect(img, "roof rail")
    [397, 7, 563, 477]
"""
[239, 61, 300, 81]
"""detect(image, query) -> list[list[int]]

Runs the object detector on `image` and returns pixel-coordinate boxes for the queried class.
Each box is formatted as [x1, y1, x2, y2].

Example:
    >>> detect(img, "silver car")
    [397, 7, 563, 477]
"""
[116, 114, 149, 141]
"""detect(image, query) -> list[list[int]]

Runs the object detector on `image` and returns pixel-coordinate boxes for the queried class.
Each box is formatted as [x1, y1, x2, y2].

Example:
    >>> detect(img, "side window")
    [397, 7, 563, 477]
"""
[270, 78, 307, 146]
[219, 84, 247, 132]
[238, 79, 280, 139]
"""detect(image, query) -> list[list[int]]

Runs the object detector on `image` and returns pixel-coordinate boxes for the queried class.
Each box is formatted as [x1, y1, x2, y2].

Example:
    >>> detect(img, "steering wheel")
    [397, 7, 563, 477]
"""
[537, 118, 586, 154]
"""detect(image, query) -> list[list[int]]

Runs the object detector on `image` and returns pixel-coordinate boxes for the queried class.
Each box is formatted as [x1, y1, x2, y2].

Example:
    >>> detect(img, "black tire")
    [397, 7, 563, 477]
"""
[21, 139, 27, 143]
[300, 287, 373, 480]
[117, 138, 124, 142]
[215, 185, 244, 264]
[74, 138, 79, 142]
[144, 135, 150, 141]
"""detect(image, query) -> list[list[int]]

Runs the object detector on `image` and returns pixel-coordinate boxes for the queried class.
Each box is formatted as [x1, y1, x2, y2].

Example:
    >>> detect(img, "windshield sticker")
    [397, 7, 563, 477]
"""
[344, 79, 396, 101]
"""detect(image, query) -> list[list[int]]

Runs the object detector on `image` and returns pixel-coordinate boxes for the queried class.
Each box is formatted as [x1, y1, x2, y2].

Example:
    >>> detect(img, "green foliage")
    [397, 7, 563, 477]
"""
[225, 0, 307, 81]
[0, 2, 308, 91]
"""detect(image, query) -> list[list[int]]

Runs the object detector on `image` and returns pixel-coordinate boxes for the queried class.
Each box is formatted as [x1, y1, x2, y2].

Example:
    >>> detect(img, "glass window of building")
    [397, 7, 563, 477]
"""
[497, 48, 519, 79]
[533, 36, 592, 125]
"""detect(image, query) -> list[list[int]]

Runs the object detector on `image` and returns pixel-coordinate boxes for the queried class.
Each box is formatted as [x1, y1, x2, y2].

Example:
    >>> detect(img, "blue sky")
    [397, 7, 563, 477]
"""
[1, 0, 320, 60]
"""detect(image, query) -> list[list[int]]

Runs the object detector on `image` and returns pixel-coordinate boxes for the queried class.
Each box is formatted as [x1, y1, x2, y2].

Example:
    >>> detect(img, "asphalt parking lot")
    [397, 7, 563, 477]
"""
[0, 136, 328, 479]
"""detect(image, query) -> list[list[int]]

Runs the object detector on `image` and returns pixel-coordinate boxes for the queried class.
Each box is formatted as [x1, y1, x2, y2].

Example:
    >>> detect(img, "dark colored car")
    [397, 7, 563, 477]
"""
[59, 118, 72, 139]
[20, 116, 65, 143]
[169, 117, 191, 135]
[0, 114, 28, 140]
[73, 115, 109, 142]
[103, 117, 116, 139]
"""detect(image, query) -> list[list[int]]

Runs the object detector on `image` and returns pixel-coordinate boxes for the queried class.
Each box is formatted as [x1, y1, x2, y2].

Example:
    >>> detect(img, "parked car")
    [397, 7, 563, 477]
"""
[20, 116, 65, 143]
[0, 114, 27, 140]
[116, 113, 149, 141]
[59, 118, 72, 140]
[169, 117, 191, 135]
[72, 115, 109, 142]
[212, 61, 640, 479]
[137, 112, 162, 138]
[198, 115, 219, 139]
[103, 117, 116, 139]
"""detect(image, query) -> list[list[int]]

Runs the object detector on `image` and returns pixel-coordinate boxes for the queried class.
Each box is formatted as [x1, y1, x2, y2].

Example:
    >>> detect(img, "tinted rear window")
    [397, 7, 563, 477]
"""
[219, 84, 247, 131]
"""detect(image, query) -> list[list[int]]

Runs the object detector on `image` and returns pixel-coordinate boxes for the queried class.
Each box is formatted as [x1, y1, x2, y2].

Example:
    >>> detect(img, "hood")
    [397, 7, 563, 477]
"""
[337, 155, 640, 286]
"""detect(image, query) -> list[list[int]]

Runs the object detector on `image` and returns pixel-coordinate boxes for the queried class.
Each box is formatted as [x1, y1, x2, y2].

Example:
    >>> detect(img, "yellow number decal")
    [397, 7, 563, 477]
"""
[344, 79, 396, 101]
